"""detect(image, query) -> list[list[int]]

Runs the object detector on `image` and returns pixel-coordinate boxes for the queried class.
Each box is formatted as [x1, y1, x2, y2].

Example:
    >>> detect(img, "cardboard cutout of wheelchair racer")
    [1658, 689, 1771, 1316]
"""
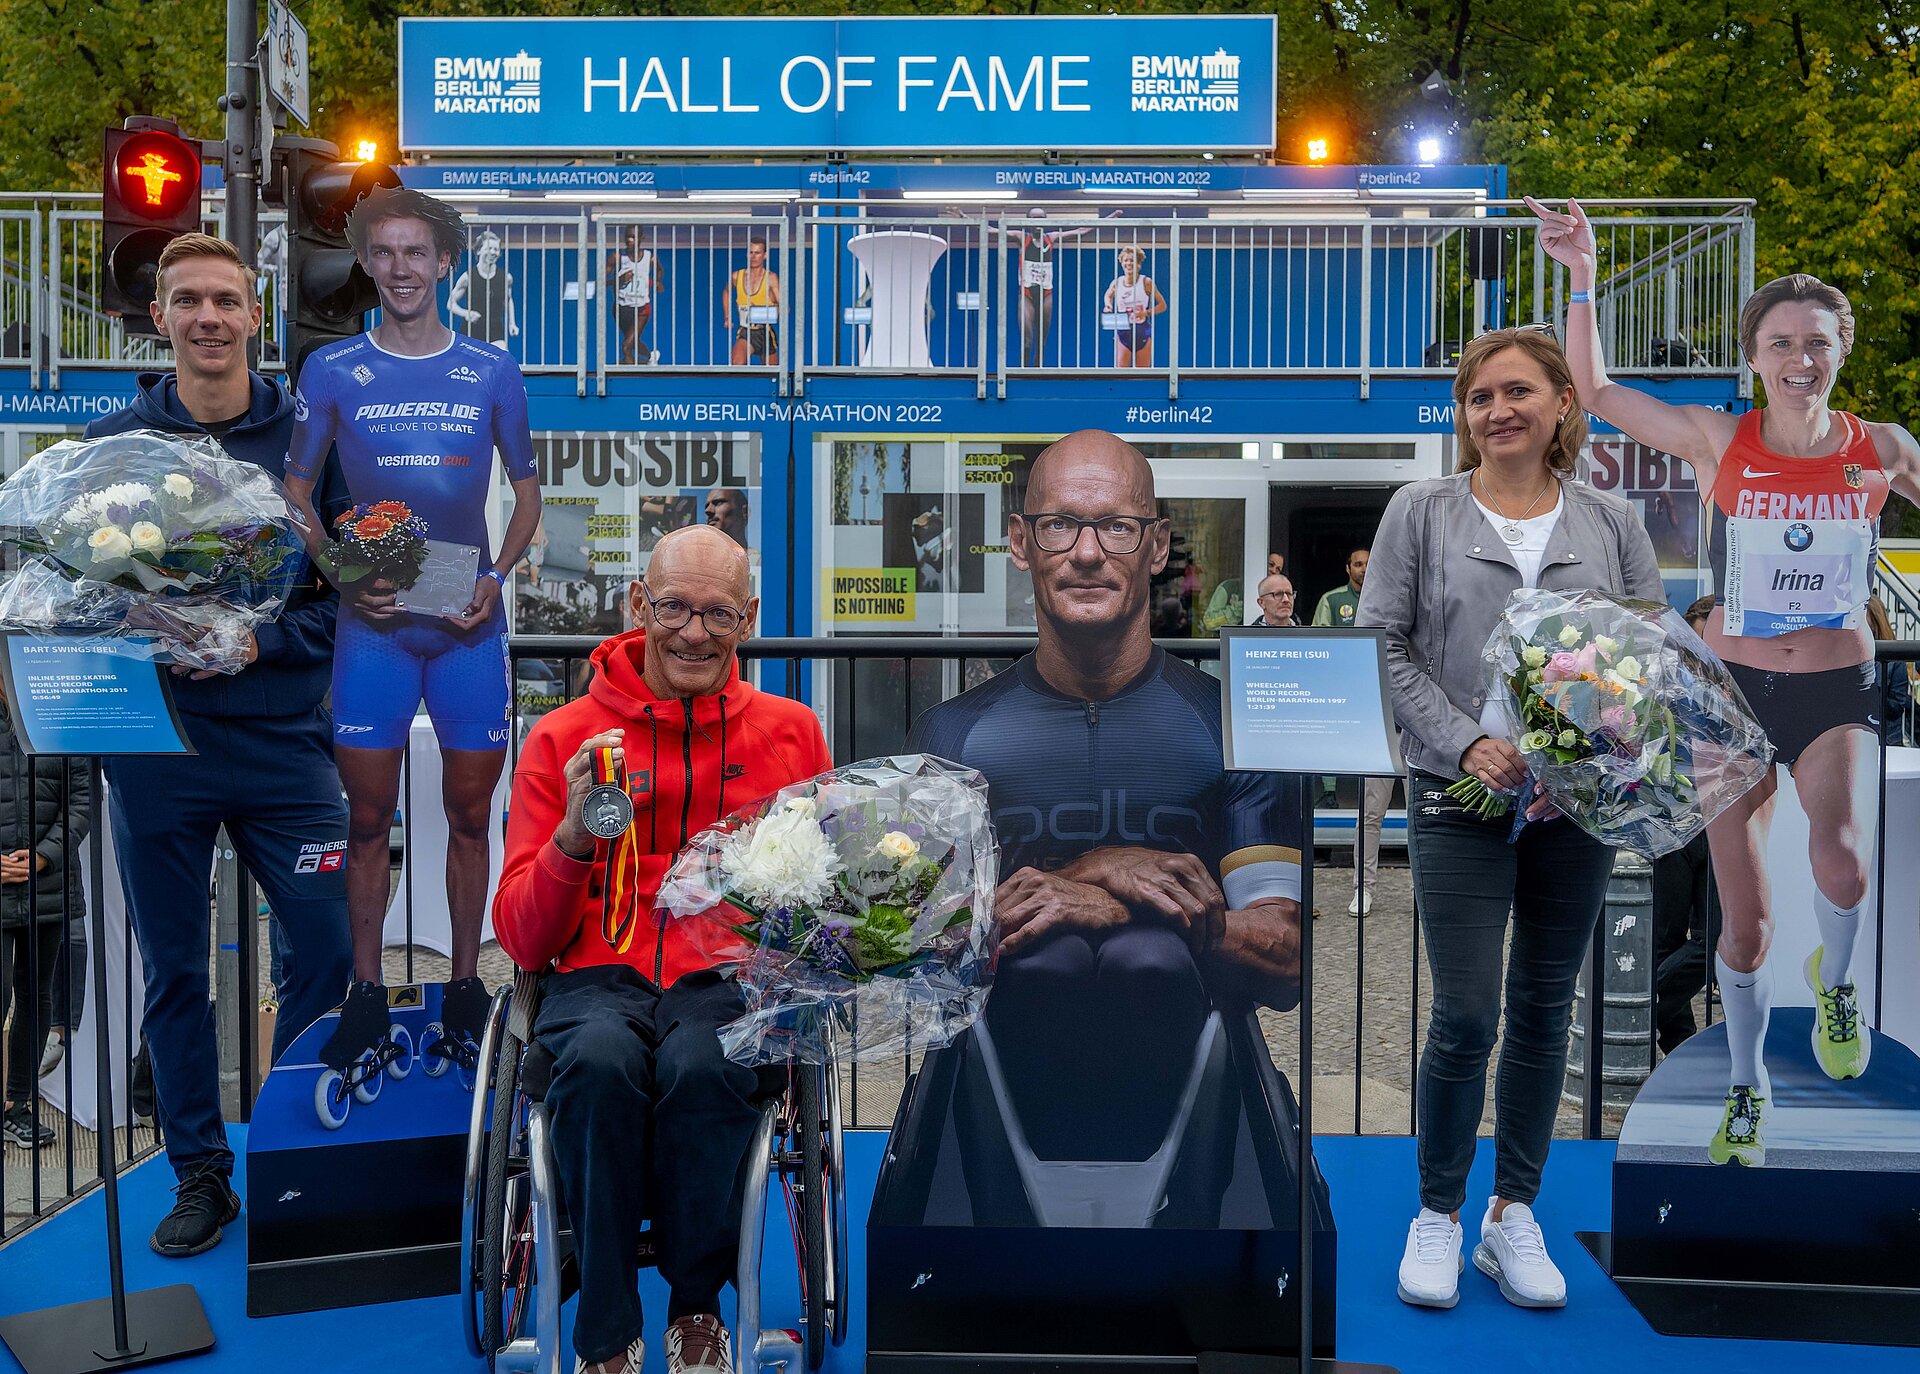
[283, 185, 544, 1118]
[905, 430, 1307, 1226]
[1532, 198, 1920, 1174]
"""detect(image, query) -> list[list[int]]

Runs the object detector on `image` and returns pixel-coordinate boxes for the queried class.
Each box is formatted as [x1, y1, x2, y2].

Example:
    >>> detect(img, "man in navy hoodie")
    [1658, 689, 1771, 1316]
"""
[85, 234, 352, 1258]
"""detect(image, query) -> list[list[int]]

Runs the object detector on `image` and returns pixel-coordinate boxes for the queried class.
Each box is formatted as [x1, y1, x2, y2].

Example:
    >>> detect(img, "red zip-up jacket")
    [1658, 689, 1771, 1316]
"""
[492, 628, 832, 984]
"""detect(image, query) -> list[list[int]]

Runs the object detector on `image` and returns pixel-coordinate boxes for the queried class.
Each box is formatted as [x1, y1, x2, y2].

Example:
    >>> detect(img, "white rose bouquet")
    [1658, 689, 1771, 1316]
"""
[1450, 587, 1773, 857]
[658, 754, 998, 1065]
[0, 430, 307, 673]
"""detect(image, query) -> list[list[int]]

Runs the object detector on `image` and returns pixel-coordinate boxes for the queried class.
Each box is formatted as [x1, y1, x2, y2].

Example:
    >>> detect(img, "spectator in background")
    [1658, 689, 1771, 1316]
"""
[724, 236, 780, 367]
[1867, 596, 1913, 747]
[1267, 551, 1286, 580]
[1251, 573, 1298, 627]
[1312, 548, 1370, 628]
[609, 229, 663, 365]
[1653, 596, 1720, 1053]
[0, 679, 91, 1150]
[1201, 578, 1243, 632]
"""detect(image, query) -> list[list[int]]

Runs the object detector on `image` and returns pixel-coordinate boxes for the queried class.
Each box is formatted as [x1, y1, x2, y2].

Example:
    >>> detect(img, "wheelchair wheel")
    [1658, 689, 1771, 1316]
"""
[824, 1056, 849, 1347]
[796, 1065, 827, 1371]
[480, 1019, 526, 1367]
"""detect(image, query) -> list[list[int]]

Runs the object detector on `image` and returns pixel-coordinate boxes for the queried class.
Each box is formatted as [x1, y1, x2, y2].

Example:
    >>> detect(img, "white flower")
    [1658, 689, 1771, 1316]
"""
[1614, 655, 1642, 680]
[1557, 730, 1577, 748]
[94, 481, 154, 509]
[1521, 645, 1548, 669]
[781, 796, 816, 815]
[88, 524, 133, 560]
[1594, 635, 1619, 658]
[878, 830, 918, 861]
[1557, 625, 1582, 647]
[163, 473, 194, 500]
[1520, 729, 1552, 751]
[129, 520, 165, 552]
[719, 805, 844, 909]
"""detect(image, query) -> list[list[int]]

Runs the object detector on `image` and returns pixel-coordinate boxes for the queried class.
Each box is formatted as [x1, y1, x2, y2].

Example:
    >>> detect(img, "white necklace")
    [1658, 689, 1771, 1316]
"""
[1477, 469, 1555, 544]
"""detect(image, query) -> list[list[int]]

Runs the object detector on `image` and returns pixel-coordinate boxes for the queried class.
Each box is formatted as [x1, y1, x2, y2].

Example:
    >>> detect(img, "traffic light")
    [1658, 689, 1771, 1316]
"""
[102, 118, 203, 335]
[266, 137, 402, 379]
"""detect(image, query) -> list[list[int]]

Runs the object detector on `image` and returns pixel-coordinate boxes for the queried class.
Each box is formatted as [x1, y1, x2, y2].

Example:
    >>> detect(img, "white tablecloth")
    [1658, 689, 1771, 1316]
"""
[847, 230, 946, 369]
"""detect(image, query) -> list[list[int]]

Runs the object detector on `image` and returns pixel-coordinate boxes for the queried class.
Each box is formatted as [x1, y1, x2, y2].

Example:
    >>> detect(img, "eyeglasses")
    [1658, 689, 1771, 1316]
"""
[1017, 511, 1166, 555]
[642, 584, 744, 636]
[1516, 321, 1558, 341]
[1261, 590, 1296, 600]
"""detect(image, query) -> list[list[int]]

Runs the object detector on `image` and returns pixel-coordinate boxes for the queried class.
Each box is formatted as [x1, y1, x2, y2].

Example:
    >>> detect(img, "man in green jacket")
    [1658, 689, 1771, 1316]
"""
[1311, 547, 1369, 627]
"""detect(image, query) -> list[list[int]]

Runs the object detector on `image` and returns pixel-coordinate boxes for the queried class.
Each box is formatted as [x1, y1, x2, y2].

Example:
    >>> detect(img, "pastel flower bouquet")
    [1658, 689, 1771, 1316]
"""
[658, 754, 998, 1066]
[1448, 587, 1772, 857]
[0, 430, 306, 673]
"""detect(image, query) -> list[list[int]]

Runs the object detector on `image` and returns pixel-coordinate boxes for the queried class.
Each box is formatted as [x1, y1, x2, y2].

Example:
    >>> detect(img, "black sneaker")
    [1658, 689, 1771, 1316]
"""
[320, 981, 389, 1071]
[149, 1162, 241, 1257]
[441, 976, 492, 1046]
[3, 1103, 55, 1150]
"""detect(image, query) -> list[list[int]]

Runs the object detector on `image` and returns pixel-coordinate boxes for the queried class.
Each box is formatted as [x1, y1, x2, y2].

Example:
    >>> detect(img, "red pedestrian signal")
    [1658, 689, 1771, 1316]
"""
[101, 120, 204, 333]
[111, 131, 200, 220]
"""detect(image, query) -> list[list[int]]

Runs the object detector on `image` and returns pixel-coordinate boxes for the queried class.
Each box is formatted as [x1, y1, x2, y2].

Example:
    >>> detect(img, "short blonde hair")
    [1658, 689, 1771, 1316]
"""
[1452, 328, 1588, 477]
[156, 233, 255, 304]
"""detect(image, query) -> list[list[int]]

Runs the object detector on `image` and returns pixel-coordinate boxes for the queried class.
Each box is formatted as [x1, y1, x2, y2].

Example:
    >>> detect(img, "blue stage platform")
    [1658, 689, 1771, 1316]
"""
[2, 1130, 1911, 1374]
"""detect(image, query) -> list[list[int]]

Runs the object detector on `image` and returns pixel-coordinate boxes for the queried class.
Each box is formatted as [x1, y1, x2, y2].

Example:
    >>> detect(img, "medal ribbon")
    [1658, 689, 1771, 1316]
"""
[594, 746, 643, 954]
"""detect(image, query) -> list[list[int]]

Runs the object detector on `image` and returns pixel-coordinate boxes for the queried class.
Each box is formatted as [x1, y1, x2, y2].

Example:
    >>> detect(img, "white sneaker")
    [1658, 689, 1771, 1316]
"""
[575, 1333, 645, 1374]
[1473, 1200, 1566, 1307]
[1397, 1207, 1464, 1307]
[1348, 890, 1373, 916]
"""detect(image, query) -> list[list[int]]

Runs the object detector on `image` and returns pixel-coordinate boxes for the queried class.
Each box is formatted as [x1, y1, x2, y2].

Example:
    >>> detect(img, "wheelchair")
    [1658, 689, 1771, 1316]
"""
[461, 970, 850, 1374]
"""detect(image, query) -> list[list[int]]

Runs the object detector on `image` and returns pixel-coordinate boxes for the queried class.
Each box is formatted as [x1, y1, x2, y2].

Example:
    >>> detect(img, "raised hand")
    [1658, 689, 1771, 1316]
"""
[1524, 196, 1597, 283]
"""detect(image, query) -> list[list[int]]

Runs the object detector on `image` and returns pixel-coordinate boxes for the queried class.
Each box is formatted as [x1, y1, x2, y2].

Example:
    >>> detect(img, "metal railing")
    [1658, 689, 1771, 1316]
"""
[594, 214, 792, 393]
[5, 193, 1753, 399]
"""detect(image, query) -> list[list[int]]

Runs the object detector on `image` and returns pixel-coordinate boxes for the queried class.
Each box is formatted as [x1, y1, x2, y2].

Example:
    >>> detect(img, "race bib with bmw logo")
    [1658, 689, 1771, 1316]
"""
[1721, 516, 1872, 637]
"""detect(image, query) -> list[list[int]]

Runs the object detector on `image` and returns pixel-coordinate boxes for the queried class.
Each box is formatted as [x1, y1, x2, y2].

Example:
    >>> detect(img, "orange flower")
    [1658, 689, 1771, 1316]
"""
[354, 515, 394, 539]
[370, 500, 411, 518]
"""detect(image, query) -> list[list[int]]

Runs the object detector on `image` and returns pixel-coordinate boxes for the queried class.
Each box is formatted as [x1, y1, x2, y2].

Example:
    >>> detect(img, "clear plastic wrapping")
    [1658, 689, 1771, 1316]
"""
[657, 753, 998, 1066]
[1477, 587, 1774, 858]
[0, 430, 306, 673]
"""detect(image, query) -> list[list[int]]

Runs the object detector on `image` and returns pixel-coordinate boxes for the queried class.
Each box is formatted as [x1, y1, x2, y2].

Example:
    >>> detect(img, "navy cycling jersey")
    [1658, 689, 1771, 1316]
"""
[287, 333, 537, 554]
[906, 649, 1302, 908]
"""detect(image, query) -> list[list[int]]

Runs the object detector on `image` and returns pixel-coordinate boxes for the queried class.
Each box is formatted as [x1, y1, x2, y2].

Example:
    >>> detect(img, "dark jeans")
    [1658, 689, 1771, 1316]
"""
[535, 965, 765, 1365]
[2, 925, 60, 1102]
[1406, 769, 1614, 1214]
[107, 708, 352, 1178]
[1653, 832, 1715, 1053]
[48, 917, 85, 1033]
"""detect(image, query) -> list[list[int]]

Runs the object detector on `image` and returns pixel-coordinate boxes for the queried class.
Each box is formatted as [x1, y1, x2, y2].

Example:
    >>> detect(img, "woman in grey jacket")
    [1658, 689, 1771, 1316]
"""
[1359, 328, 1662, 1311]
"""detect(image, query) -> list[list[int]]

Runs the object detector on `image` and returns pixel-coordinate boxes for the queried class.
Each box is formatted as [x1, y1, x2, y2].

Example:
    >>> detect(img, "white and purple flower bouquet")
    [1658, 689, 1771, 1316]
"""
[658, 754, 998, 1066]
[0, 430, 306, 673]
[1449, 587, 1772, 857]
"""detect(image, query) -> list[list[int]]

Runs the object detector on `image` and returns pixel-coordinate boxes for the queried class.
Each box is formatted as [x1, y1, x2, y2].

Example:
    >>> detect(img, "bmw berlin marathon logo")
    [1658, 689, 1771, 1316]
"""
[433, 49, 542, 114]
[1784, 522, 1815, 552]
[1130, 47, 1240, 113]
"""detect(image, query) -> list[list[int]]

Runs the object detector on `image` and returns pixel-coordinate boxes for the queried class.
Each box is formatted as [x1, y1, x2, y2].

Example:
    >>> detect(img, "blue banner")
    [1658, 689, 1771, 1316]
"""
[0, 634, 192, 756]
[398, 15, 1277, 154]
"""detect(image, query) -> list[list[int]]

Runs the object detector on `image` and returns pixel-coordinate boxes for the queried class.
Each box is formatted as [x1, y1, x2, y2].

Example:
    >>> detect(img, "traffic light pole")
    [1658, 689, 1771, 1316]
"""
[222, 0, 260, 367]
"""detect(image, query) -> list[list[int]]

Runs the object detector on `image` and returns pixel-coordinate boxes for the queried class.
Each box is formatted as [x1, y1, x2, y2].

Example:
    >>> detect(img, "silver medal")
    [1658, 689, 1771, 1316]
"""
[582, 783, 634, 840]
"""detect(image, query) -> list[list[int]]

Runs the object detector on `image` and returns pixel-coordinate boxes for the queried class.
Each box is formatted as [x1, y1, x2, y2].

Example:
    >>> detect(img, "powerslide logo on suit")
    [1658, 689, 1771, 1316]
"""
[294, 840, 347, 874]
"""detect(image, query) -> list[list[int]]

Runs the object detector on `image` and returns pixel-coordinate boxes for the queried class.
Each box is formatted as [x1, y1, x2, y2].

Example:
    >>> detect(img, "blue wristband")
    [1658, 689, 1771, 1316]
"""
[484, 568, 507, 588]
[1569, 290, 1592, 305]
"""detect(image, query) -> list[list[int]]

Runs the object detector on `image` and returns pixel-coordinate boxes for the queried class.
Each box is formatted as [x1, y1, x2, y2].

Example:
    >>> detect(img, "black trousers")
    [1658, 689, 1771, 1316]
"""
[1652, 832, 1715, 1053]
[1, 925, 61, 1103]
[534, 965, 764, 1365]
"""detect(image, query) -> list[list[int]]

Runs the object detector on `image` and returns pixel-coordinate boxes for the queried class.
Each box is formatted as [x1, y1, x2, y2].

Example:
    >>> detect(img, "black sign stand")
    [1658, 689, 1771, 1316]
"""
[0, 756, 215, 1371]
[1217, 627, 1403, 1374]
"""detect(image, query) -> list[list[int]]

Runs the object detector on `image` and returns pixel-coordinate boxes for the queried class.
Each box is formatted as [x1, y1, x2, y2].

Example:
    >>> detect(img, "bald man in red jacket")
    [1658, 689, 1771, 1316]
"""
[494, 526, 829, 1374]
